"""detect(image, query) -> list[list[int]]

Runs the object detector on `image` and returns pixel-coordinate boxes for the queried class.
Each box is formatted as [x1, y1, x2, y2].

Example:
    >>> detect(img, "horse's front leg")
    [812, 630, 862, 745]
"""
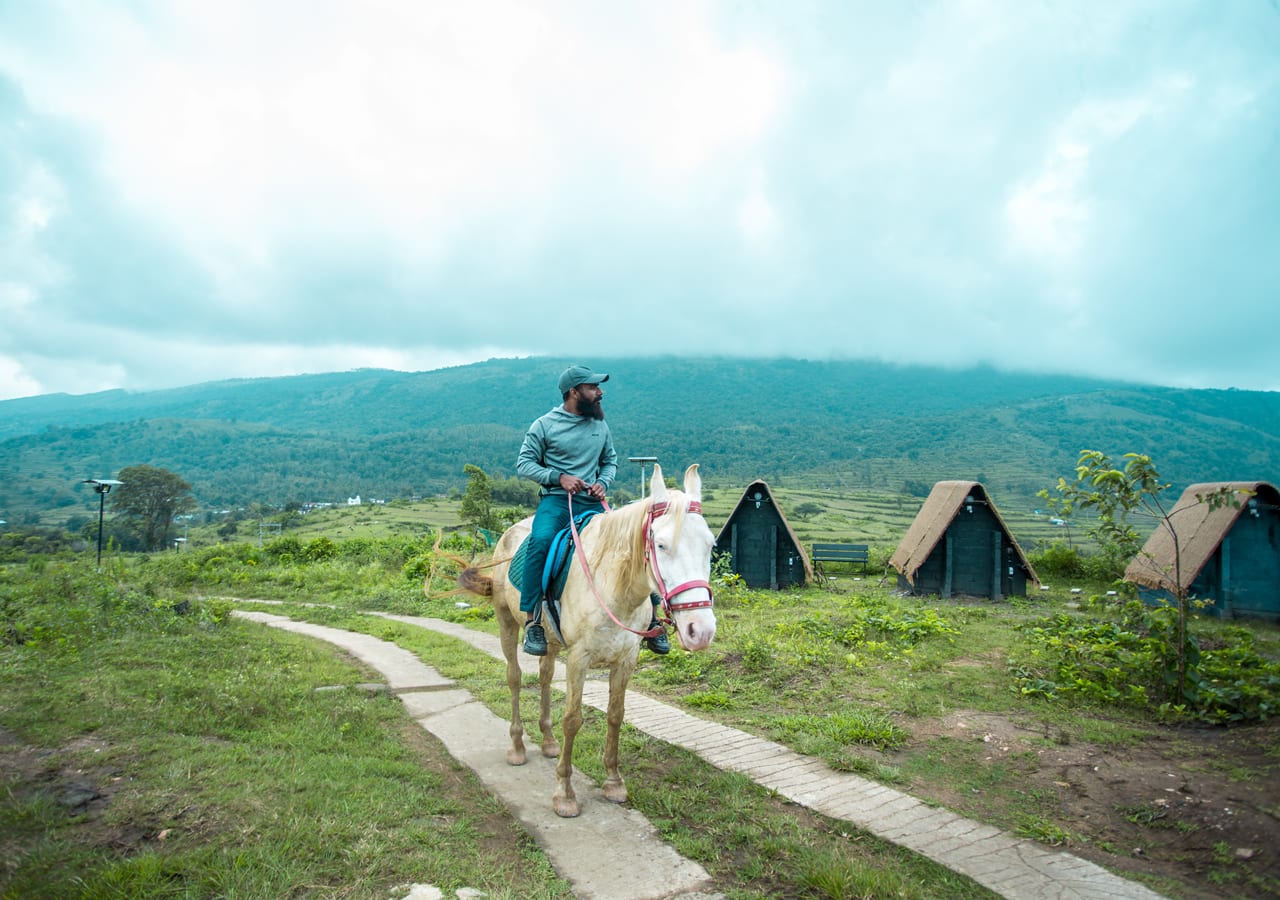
[553, 661, 587, 818]
[602, 661, 634, 804]
[537, 652, 560, 758]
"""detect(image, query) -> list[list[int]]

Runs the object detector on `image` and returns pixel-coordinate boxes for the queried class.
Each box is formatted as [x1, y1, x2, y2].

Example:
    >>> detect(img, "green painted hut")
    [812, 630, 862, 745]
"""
[1124, 481, 1280, 622]
[713, 480, 813, 589]
[890, 481, 1037, 599]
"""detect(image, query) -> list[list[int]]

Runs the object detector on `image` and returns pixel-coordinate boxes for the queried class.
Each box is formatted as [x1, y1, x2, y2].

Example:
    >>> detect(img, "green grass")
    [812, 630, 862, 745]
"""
[0, 569, 571, 898]
[246, 603, 998, 899]
[7, 534, 1279, 898]
[0, 565, 995, 897]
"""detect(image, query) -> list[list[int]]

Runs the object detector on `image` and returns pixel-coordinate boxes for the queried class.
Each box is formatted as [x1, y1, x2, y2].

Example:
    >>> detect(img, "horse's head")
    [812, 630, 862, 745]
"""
[647, 464, 717, 652]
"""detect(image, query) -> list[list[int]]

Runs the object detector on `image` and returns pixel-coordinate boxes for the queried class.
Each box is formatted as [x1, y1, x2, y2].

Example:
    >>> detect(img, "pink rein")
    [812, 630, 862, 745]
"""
[567, 493, 714, 640]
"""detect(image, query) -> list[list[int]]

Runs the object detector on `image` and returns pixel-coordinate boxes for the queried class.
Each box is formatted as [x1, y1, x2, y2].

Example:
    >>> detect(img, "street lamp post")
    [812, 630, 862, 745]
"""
[627, 456, 658, 499]
[81, 479, 123, 570]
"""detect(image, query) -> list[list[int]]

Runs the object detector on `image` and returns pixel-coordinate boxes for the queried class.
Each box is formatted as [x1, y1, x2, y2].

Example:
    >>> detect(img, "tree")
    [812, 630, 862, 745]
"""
[792, 501, 823, 520]
[490, 475, 538, 508]
[902, 479, 932, 498]
[460, 464, 499, 534]
[1044, 450, 1238, 705]
[1043, 450, 1158, 575]
[111, 465, 196, 551]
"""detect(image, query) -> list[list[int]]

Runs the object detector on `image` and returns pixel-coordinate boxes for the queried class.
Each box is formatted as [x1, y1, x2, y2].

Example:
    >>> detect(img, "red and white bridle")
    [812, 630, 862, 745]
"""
[567, 494, 714, 639]
[645, 499, 714, 618]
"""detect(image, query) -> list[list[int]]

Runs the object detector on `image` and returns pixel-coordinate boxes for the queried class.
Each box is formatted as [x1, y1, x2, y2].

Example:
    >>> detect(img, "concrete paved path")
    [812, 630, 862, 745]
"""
[234, 611, 717, 900]
[235, 608, 1165, 900]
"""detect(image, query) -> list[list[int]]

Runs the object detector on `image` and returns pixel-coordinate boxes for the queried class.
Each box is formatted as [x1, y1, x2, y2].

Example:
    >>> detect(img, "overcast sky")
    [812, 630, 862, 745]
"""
[2, 1, 1277, 402]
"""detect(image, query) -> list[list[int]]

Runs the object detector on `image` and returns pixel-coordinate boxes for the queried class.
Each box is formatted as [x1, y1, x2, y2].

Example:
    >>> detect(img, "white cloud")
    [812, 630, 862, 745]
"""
[0, 0, 1277, 399]
[737, 178, 779, 245]
[1004, 142, 1090, 264]
[0, 354, 43, 399]
[1004, 72, 1201, 271]
[3, 1, 786, 275]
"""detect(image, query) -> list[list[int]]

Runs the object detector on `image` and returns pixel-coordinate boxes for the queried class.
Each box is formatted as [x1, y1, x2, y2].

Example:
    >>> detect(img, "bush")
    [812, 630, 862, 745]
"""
[402, 552, 436, 582]
[336, 536, 377, 562]
[263, 535, 303, 561]
[1010, 605, 1280, 724]
[1030, 541, 1085, 579]
[1029, 541, 1130, 583]
[1, 562, 227, 651]
[0, 527, 79, 562]
[303, 537, 338, 562]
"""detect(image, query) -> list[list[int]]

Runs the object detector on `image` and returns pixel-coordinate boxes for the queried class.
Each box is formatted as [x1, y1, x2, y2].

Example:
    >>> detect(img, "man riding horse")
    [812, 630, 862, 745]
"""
[515, 364, 668, 656]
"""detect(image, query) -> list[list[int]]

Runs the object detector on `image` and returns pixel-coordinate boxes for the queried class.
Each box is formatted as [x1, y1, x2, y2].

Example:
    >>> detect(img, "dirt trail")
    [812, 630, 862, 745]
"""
[901, 711, 1280, 897]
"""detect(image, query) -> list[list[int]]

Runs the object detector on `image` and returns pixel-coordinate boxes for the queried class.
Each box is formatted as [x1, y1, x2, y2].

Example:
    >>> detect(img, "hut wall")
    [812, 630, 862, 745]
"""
[901, 504, 1029, 599]
[1192, 509, 1280, 621]
[716, 503, 806, 590]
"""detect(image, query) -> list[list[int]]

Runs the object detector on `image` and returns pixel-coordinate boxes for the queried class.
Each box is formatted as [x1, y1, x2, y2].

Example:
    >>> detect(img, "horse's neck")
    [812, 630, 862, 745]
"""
[577, 507, 650, 611]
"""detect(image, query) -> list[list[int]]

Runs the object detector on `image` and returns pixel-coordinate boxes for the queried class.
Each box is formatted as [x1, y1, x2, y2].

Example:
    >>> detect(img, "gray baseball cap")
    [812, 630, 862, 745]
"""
[558, 364, 609, 394]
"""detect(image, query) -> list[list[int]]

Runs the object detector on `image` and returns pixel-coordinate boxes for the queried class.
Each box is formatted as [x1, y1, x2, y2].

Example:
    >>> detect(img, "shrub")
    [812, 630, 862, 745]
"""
[1030, 541, 1085, 579]
[303, 537, 338, 562]
[402, 552, 435, 582]
[263, 535, 303, 561]
[1010, 605, 1280, 723]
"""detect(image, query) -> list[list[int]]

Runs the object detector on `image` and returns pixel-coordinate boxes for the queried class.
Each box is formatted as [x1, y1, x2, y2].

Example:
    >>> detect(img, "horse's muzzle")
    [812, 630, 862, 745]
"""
[673, 607, 717, 652]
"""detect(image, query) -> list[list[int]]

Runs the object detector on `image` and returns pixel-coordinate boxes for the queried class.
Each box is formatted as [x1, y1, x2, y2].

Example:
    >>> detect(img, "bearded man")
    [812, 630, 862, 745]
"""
[514, 364, 667, 656]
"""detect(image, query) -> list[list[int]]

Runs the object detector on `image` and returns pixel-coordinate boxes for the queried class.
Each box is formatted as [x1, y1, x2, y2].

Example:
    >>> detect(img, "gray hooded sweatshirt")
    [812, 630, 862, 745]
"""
[516, 406, 618, 495]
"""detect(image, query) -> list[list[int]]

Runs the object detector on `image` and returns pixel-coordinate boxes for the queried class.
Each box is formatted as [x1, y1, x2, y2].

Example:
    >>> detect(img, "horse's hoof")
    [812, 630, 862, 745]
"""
[603, 780, 628, 804]
[541, 741, 561, 758]
[507, 749, 527, 766]
[553, 797, 581, 818]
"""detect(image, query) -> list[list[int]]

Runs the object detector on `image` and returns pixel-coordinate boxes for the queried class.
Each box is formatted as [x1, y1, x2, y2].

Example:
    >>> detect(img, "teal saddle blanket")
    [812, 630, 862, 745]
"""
[507, 509, 602, 603]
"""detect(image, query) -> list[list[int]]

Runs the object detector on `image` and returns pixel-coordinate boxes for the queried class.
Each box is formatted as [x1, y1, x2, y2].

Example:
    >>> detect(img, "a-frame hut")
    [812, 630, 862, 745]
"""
[890, 481, 1038, 599]
[714, 480, 813, 589]
[1124, 481, 1280, 622]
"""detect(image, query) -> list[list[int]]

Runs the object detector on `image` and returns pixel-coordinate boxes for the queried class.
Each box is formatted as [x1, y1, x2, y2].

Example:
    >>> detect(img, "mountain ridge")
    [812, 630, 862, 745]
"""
[2, 357, 1276, 523]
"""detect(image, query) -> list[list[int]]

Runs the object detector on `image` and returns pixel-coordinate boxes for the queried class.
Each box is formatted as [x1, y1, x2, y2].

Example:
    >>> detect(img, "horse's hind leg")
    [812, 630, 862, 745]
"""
[538, 653, 560, 758]
[496, 603, 528, 766]
[601, 663, 633, 804]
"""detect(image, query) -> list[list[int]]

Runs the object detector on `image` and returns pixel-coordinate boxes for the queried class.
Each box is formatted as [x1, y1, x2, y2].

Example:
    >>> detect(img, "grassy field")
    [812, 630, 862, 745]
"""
[0, 577, 570, 899]
[3, 560, 997, 899]
[243, 570, 1280, 899]
[5, 491, 1273, 898]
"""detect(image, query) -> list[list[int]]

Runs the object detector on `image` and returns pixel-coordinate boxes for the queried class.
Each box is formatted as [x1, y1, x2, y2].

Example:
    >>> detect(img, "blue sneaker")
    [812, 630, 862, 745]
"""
[523, 623, 547, 656]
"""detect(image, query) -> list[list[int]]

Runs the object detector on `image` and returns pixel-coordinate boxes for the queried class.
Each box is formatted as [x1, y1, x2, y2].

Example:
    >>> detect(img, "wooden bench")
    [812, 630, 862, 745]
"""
[810, 542, 869, 581]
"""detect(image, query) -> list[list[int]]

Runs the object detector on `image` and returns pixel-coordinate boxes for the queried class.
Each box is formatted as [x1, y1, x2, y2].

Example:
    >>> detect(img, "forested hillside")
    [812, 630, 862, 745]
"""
[3, 357, 1277, 524]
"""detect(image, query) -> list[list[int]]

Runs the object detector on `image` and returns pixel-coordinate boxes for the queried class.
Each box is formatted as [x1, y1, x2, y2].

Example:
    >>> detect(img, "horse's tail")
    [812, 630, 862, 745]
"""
[432, 532, 520, 599]
[426, 533, 499, 598]
[458, 563, 494, 597]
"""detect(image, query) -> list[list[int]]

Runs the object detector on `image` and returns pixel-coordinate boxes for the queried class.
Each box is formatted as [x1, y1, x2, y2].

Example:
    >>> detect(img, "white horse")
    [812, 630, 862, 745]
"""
[459, 463, 717, 817]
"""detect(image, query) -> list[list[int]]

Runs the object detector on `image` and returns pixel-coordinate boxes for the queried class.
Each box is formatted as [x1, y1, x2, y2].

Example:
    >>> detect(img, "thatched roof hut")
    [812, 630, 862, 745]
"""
[714, 479, 813, 589]
[890, 481, 1038, 599]
[1124, 481, 1280, 621]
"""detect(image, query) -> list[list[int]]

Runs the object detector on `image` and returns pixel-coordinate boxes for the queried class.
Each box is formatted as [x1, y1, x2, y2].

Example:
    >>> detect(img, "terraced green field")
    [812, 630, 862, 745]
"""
[189, 480, 1097, 566]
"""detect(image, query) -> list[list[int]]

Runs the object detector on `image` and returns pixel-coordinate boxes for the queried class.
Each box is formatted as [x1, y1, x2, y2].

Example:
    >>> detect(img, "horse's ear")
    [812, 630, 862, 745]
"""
[683, 464, 702, 501]
[650, 464, 668, 504]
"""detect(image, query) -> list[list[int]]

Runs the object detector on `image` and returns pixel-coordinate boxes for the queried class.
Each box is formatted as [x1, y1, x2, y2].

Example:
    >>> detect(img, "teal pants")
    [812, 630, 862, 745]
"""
[520, 493, 603, 614]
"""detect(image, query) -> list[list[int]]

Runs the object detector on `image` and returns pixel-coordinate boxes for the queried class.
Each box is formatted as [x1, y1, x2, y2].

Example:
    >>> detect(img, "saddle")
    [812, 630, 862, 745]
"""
[508, 509, 601, 642]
